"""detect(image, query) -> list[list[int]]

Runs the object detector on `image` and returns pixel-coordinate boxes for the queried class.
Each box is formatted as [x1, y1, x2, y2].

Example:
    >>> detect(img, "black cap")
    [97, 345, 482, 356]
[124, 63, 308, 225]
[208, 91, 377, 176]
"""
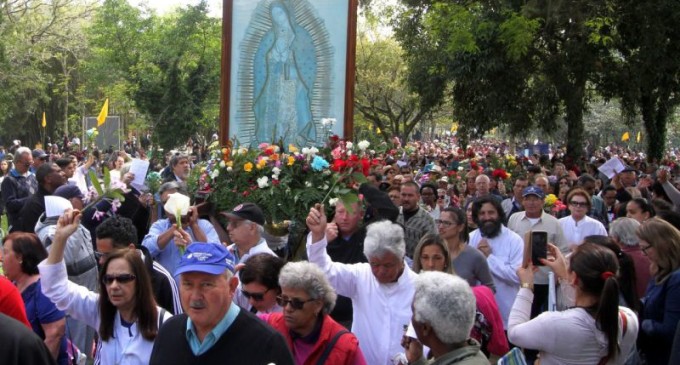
[220, 203, 265, 226]
[54, 184, 84, 200]
[621, 165, 637, 174]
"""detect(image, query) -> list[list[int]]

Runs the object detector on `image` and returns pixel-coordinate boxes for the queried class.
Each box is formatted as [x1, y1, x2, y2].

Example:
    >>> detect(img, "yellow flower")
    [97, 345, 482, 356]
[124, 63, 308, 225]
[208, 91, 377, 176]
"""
[256, 158, 267, 169]
[226, 161, 233, 167]
[288, 145, 298, 153]
[544, 194, 558, 206]
[244, 162, 253, 172]
[287, 156, 295, 166]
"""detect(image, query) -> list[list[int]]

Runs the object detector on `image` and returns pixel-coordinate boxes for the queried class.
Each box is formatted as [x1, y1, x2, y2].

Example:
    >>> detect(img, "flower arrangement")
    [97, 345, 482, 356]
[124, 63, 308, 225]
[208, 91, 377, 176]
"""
[85, 127, 99, 147]
[544, 193, 567, 215]
[194, 136, 369, 230]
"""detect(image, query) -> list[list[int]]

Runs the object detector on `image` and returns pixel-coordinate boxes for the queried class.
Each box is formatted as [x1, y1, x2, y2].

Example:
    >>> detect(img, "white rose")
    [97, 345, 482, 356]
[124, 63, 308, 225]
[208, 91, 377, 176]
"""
[272, 167, 281, 175]
[358, 140, 370, 150]
[210, 169, 219, 179]
[227, 166, 233, 172]
[219, 160, 226, 168]
[346, 141, 353, 149]
[321, 118, 331, 126]
[257, 176, 269, 188]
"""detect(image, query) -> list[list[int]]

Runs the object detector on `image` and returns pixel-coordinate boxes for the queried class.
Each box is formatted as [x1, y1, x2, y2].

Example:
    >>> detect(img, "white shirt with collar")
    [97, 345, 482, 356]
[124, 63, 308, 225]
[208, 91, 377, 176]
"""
[307, 234, 417, 365]
[469, 226, 524, 329]
[558, 215, 607, 247]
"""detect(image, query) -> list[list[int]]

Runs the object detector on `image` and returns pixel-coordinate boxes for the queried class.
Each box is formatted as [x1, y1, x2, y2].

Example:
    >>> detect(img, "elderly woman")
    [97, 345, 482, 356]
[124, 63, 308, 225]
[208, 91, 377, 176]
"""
[609, 217, 651, 298]
[306, 204, 417, 365]
[411, 234, 507, 357]
[262, 261, 366, 365]
[637, 217, 680, 365]
[239, 253, 284, 314]
[559, 188, 607, 247]
[2, 232, 68, 365]
[39, 210, 172, 365]
[404, 272, 488, 365]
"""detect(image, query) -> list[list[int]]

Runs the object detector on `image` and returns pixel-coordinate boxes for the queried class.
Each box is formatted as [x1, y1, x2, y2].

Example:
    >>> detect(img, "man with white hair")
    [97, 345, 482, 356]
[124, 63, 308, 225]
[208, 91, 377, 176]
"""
[2, 146, 37, 231]
[609, 217, 651, 297]
[404, 272, 488, 364]
[307, 204, 417, 365]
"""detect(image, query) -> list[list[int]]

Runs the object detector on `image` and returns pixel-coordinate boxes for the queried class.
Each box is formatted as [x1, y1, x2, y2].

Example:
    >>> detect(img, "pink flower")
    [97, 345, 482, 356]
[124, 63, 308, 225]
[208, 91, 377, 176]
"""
[92, 210, 106, 221]
[331, 147, 343, 160]
[111, 199, 122, 213]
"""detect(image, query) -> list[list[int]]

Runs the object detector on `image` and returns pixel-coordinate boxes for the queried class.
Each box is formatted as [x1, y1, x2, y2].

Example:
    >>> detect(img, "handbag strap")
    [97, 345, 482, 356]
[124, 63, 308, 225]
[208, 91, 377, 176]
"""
[597, 310, 627, 365]
[315, 330, 349, 365]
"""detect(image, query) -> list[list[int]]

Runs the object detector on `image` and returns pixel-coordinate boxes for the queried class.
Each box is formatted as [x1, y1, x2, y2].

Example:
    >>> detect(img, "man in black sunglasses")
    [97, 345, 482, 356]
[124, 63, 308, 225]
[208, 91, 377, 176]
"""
[150, 243, 294, 365]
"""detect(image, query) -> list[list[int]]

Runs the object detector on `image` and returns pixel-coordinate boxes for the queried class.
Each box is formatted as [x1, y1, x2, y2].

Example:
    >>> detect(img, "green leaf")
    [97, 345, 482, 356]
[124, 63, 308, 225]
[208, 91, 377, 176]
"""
[103, 166, 111, 189]
[89, 170, 104, 197]
[352, 172, 368, 184]
[111, 191, 126, 201]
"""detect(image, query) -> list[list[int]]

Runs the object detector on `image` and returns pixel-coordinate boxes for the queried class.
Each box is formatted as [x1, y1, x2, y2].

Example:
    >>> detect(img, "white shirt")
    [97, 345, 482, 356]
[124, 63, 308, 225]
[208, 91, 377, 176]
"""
[559, 215, 607, 247]
[307, 234, 417, 365]
[469, 226, 524, 329]
[508, 288, 639, 365]
[38, 259, 171, 365]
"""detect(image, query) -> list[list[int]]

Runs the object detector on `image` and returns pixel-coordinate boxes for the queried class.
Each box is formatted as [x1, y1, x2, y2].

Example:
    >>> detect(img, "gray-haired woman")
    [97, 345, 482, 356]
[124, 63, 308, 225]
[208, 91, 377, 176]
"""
[261, 261, 367, 365]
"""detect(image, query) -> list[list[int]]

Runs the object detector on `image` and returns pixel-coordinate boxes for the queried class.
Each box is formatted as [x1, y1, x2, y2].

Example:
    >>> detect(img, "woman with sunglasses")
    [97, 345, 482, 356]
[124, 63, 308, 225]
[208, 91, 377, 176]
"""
[238, 253, 284, 314]
[636, 217, 680, 365]
[39, 210, 172, 365]
[261, 261, 366, 365]
[559, 188, 607, 248]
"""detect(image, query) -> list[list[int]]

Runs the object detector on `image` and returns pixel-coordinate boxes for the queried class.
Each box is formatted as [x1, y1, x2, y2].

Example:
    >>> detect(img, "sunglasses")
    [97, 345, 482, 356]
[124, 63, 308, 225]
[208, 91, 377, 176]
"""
[276, 296, 316, 310]
[102, 274, 136, 285]
[94, 251, 110, 261]
[569, 201, 589, 208]
[241, 288, 272, 302]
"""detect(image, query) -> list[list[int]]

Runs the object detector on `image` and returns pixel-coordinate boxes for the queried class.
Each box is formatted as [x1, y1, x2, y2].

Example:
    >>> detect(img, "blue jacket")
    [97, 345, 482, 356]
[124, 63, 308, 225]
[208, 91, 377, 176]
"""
[640, 268, 680, 365]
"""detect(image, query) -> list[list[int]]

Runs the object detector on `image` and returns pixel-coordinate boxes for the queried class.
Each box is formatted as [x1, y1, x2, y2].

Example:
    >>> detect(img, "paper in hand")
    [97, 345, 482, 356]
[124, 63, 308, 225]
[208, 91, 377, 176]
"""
[598, 157, 626, 179]
[45, 196, 74, 218]
[129, 159, 150, 189]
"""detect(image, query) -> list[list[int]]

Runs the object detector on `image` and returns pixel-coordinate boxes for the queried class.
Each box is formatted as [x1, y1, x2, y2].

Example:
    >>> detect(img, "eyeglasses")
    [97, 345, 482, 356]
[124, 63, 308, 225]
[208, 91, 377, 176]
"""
[640, 245, 652, 255]
[569, 201, 589, 208]
[438, 195, 446, 199]
[94, 251, 110, 261]
[101, 274, 136, 285]
[276, 296, 316, 310]
[435, 219, 456, 227]
[241, 288, 272, 302]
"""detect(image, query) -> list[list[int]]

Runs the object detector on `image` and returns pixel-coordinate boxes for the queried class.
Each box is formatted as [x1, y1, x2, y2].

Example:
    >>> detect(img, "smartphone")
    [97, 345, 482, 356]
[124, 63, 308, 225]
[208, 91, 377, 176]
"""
[531, 231, 548, 266]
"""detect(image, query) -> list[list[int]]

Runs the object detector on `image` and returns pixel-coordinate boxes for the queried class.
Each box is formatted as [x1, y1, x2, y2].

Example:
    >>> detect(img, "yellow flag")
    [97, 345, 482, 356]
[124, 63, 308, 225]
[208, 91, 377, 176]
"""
[41, 112, 46, 128]
[621, 132, 630, 142]
[97, 98, 109, 126]
[637, 131, 641, 143]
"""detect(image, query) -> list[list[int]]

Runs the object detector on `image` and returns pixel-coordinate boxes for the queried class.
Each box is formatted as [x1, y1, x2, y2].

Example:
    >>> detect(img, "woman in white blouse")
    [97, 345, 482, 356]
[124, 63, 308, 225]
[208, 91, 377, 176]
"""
[559, 188, 607, 248]
[508, 243, 638, 364]
[38, 210, 171, 365]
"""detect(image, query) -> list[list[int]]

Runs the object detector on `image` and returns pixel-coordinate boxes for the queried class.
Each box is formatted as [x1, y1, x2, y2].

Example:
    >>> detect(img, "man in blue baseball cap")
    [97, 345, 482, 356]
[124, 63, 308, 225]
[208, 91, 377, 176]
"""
[149, 243, 294, 365]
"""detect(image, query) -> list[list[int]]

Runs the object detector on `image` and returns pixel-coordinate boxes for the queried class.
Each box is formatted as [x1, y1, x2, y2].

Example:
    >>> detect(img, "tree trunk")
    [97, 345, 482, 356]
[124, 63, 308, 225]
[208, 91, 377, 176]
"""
[642, 94, 668, 163]
[564, 87, 585, 163]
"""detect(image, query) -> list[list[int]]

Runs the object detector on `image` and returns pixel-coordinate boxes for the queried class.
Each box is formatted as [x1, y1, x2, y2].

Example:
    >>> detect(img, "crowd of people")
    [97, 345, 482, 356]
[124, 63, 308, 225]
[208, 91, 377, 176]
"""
[0, 136, 679, 365]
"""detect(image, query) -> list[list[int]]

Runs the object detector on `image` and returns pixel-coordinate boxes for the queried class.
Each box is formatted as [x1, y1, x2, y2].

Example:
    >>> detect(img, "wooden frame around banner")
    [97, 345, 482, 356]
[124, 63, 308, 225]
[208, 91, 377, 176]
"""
[219, 0, 358, 147]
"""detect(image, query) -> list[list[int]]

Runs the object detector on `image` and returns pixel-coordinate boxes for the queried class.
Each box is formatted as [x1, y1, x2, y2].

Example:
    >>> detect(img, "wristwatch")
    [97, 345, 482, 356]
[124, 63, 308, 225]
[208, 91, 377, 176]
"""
[521, 282, 534, 291]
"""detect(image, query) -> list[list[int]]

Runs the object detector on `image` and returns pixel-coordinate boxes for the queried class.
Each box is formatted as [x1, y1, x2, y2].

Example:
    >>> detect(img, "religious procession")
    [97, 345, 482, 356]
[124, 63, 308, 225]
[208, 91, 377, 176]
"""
[1, 0, 680, 365]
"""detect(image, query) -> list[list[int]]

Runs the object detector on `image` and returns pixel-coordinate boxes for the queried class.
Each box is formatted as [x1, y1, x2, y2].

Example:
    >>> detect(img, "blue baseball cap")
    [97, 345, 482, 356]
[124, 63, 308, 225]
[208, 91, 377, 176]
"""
[522, 186, 545, 199]
[175, 243, 236, 276]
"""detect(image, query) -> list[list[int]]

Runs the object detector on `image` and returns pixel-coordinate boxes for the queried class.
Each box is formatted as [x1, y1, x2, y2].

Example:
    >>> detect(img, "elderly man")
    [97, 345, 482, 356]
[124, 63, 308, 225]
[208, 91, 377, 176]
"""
[507, 186, 568, 362]
[469, 196, 523, 329]
[221, 202, 275, 263]
[404, 272, 488, 365]
[324, 200, 367, 329]
[502, 176, 529, 220]
[307, 204, 417, 365]
[609, 217, 650, 298]
[397, 181, 437, 258]
[142, 189, 219, 275]
[2, 146, 38, 231]
[162, 154, 191, 183]
[149, 243, 294, 364]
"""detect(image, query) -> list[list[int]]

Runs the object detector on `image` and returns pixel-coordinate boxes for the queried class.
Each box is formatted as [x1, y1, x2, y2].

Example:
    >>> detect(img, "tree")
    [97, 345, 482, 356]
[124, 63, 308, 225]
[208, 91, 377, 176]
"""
[594, 0, 680, 161]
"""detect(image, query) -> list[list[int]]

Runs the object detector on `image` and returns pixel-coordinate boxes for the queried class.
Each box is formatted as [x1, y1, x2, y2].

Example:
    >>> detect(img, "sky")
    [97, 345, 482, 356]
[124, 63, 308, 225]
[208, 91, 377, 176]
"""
[130, 0, 224, 17]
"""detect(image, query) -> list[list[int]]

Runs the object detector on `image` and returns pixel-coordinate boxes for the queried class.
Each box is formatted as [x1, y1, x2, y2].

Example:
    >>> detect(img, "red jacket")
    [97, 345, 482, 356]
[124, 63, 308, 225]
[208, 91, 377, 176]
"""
[266, 312, 364, 365]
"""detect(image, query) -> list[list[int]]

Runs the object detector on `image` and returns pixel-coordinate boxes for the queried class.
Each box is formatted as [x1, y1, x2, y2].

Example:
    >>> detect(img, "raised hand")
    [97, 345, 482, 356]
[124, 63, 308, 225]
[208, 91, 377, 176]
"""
[306, 203, 327, 242]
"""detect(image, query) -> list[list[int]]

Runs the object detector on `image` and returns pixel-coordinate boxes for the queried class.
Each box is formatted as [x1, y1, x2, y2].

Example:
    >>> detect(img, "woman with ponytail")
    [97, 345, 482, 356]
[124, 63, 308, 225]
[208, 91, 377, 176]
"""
[507, 243, 638, 364]
[636, 217, 680, 365]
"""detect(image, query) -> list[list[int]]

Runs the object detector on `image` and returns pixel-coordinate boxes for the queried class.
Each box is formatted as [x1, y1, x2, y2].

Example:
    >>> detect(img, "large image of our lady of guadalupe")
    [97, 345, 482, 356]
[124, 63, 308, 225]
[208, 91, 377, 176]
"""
[236, 0, 333, 147]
